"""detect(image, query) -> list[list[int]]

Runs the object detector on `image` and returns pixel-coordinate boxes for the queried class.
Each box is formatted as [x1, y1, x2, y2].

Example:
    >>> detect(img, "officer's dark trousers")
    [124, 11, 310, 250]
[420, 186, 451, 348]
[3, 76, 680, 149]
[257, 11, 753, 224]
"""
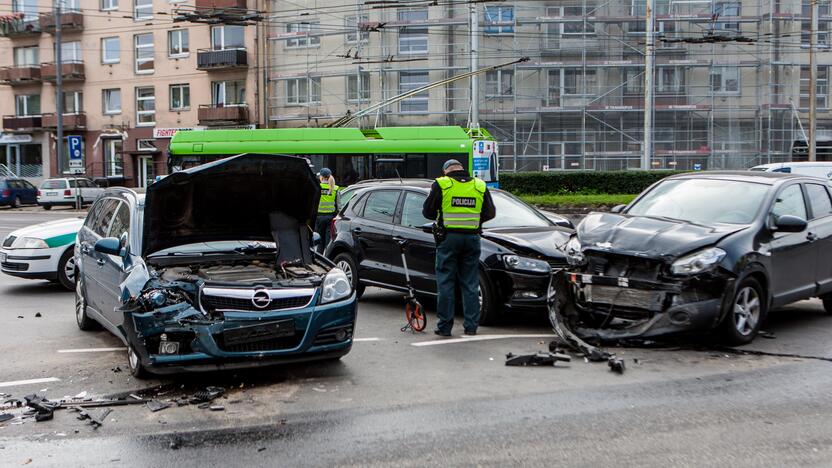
[315, 214, 334, 253]
[435, 232, 482, 333]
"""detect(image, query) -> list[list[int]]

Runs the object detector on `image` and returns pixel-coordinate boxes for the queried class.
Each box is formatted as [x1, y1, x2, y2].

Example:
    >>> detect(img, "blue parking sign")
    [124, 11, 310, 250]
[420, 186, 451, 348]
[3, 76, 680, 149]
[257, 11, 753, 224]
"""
[67, 135, 82, 161]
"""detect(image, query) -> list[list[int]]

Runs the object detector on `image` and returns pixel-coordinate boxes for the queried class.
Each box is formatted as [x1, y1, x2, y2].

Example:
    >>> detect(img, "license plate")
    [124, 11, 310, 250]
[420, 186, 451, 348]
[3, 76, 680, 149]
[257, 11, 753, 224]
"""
[222, 319, 295, 346]
[0, 252, 5, 262]
[46, 191, 57, 196]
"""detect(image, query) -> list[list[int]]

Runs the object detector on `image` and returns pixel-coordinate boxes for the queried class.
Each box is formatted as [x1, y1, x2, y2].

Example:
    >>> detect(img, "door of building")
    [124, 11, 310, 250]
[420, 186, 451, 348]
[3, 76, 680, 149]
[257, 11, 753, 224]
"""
[5, 144, 20, 175]
[137, 156, 155, 188]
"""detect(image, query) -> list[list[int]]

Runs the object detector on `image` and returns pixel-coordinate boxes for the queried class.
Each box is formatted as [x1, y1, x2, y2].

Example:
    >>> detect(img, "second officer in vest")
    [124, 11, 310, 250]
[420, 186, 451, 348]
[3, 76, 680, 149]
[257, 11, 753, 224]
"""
[316, 168, 338, 253]
[422, 159, 496, 336]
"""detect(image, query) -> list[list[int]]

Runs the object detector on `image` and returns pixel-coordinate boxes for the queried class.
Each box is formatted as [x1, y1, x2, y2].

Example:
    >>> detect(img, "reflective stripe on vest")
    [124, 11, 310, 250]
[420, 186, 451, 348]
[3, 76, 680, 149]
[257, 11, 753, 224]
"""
[318, 183, 338, 214]
[437, 176, 486, 230]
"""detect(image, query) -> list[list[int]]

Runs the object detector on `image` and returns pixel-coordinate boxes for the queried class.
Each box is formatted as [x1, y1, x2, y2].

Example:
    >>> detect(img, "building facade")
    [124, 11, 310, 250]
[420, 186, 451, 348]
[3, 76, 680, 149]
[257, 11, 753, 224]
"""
[0, 0, 260, 187]
[265, 0, 832, 171]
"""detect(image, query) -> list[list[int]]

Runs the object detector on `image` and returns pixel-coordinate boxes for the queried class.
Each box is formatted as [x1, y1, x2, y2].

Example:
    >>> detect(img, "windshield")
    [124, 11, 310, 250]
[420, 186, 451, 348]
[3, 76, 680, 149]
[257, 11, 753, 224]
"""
[482, 192, 551, 229]
[627, 178, 769, 225]
[41, 180, 68, 189]
[148, 240, 275, 257]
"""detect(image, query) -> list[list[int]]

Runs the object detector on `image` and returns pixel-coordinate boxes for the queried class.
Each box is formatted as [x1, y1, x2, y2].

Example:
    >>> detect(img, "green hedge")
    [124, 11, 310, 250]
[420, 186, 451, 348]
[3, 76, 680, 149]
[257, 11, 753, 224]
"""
[500, 171, 688, 195]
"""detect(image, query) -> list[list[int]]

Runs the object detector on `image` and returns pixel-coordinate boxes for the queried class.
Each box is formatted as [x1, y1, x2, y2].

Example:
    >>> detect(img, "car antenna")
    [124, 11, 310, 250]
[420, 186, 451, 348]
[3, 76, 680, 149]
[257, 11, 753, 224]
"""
[395, 169, 403, 185]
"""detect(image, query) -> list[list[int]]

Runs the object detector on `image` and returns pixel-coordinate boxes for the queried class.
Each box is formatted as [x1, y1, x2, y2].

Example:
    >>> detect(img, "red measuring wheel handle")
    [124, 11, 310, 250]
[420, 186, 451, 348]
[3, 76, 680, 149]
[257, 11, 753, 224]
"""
[405, 301, 426, 332]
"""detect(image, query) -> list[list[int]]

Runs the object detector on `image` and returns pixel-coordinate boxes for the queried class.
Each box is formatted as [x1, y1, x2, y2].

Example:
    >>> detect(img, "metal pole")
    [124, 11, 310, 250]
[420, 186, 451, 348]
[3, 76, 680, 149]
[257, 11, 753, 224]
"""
[54, 1, 73, 207]
[642, 0, 655, 170]
[809, 0, 818, 161]
[470, 2, 479, 128]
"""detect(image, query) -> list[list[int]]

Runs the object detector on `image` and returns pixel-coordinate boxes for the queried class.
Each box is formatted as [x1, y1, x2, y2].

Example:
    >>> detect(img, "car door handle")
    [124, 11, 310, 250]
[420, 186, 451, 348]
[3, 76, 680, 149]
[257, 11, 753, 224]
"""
[807, 232, 819, 242]
[353, 227, 363, 234]
[96, 257, 105, 267]
[80, 243, 90, 254]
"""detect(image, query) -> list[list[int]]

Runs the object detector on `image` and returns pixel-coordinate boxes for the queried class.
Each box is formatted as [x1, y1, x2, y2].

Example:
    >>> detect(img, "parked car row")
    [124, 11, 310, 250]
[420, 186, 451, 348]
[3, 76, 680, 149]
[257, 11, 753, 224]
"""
[0, 176, 104, 209]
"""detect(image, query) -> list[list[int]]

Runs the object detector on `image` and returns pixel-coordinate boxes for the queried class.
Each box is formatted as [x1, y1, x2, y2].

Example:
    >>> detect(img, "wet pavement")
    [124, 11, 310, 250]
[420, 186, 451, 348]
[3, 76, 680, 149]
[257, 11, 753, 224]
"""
[2, 211, 832, 467]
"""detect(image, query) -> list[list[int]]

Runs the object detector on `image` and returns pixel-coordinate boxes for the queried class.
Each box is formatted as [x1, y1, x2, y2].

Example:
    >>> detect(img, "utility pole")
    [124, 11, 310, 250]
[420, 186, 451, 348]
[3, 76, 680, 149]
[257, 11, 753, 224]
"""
[809, 0, 818, 161]
[470, 2, 479, 128]
[642, 0, 655, 170]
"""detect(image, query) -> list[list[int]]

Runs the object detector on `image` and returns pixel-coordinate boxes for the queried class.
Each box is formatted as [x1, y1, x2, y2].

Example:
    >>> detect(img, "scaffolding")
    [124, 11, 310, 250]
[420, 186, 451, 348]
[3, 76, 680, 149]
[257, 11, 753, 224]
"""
[264, 0, 832, 171]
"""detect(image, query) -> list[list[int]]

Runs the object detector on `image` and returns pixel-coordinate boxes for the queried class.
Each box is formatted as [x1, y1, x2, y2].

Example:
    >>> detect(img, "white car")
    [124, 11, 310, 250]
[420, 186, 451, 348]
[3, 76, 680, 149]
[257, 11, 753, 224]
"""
[0, 217, 84, 290]
[37, 178, 104, 210]
[749, 161, 832, 180]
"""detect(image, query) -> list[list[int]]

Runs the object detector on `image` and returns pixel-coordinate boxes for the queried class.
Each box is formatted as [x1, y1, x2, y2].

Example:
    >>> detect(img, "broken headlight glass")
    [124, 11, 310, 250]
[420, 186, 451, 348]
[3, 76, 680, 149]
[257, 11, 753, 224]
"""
[320, 268, 352, 304]
[564, 236, 586, 266]
[670, 247, 726, 275]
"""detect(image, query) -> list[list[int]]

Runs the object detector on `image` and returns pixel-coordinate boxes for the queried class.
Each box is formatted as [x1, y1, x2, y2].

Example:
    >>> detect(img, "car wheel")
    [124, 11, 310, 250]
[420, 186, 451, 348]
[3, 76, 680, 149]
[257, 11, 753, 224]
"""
[42, 204, 52, 210]
[10, 196, 20, 208]
[719, 277, 765, 345]
[478, 271, 500, 325]
[127, 345, 150, 379]
[821, 295, 832, 315]
[75, 277, 100, 331]
[334, 252, 364, 299]
[57, 249, 76, 291]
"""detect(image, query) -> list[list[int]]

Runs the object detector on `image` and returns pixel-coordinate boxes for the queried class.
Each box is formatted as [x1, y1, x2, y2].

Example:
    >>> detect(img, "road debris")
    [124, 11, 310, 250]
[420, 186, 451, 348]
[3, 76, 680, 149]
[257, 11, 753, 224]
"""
[505, 351, 571, 367]
[608, 357, 626, 374]
[0, 413, 13, 423]
[34, 313, 41, 318]
[759, 330, 777, 339]
[209, 405, 225, 411]
[72, 407, 112, 430]
[190, 386, 225, 404]
[146, 400, 171, 412]
[111, 366, 123, 373]
[24, 394, 56, 422]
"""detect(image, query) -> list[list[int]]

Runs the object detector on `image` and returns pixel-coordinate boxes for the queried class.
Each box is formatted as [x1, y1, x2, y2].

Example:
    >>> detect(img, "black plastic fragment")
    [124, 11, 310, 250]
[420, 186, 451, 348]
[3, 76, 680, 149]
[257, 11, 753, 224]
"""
[24, 394, 56, 422]
[0, 413, 12, 423]
[190, 386, 225, 404]
[146, 400, 171, 412]
[608, 357, 626, 374]
[505, 351, 571, 367]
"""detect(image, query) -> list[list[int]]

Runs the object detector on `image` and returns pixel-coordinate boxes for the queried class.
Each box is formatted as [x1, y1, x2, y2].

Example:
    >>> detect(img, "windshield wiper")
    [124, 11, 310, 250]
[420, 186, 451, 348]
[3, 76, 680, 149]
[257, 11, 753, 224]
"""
[640, 215, 712, 228]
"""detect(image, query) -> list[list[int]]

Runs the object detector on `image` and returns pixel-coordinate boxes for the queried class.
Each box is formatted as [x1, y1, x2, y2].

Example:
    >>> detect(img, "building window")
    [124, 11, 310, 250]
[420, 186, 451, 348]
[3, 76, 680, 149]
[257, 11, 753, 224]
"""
[563, 69, 597, 95]
[286, 22, 320, 48]
[102, 89, 121, 114]
[15, 94, 40, 116]
[212, 80, 245, 106]
[484, 6, 514, 34]
[101, 0, 117, 11]
[546, 6, 594, 40]
[713, 2, 741, 31]
[656, 67, 684, 93]
[628, 0, 670, 34]
[58, 41, 82, 63]
[398, 8, 428, 54]
[137, 139, 156, 151]
[345, 15, 369, 43]
[168, 29, 189, 57]
[286, 78, 320, 105]
[61, 0, 80, 12]
[134, 0, 152, 20]
[801, 65, 829, 108]
[347, 73, 370, 102]
[134, 33, 154, 74]
[135, 87, 155, 125]
[211, 25, 244, 50]
[62, 91, 83, 114]
[710, 66, 740, 94]
[12, 0, 39, 23]
[547, 70, 562, 106]
[399, 71, 429, 112]
[103, 139, 123, 177]
[169, 83, 190, 110]
[101, 37, 120, 64]
[13, 46, 38, 67]
[802, 2, 831, 47]
[485, 70, 513, 97]
[622, 68, 644, 95]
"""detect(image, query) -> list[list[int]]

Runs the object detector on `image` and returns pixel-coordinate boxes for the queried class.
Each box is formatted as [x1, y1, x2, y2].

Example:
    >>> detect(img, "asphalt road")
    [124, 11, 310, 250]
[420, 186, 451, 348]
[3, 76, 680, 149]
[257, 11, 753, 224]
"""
[1, 209, 832, 467]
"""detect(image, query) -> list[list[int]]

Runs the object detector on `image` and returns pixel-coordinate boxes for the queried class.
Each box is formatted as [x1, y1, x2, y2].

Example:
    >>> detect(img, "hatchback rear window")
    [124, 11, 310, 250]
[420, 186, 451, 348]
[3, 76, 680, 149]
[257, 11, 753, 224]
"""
[41, 180, 67, 189]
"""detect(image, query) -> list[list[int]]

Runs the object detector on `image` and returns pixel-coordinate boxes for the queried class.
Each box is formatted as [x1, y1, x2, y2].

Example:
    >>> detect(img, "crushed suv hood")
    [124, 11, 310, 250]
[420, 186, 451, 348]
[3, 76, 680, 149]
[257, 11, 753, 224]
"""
[483, 226, 571, 262]
[142, 154, 319, 257]
[578, 212, 746, 260]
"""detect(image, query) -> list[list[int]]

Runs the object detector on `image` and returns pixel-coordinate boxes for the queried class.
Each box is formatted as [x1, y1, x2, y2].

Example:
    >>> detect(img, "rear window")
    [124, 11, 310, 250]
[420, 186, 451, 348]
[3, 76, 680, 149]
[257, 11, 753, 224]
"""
[806, 183, 832, 218]
[41, 179, 67, 189]
[362, 190, 400, 224]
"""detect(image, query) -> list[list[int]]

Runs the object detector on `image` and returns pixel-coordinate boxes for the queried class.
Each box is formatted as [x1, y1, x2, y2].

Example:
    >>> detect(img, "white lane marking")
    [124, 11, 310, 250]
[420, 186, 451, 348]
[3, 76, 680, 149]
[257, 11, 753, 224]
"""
[57, 347, 126, 353]
[353, 337, 381, 342]
[411, 334, 556, 347]
[0, 377, 61, 388]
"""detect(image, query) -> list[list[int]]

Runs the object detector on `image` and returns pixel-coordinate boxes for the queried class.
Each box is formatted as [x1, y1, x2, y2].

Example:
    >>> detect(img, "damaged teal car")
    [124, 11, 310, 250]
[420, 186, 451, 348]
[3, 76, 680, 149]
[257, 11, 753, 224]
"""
[74, 154, 357, 378]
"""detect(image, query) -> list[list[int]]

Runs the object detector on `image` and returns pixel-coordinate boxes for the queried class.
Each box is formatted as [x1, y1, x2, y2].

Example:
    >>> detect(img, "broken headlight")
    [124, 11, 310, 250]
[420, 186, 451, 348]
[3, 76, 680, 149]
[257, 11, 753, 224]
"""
[503, 255, 550, 274]
[564, 236, 586, 266]
[670, 247, 726, 276]
[320, 268, 352, 304]
[10, 237, 49, 249]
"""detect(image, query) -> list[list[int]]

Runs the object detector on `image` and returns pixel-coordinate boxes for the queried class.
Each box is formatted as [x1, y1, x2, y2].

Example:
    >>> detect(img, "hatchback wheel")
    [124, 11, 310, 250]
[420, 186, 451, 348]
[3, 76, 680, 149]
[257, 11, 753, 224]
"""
[720, 277, 765, 345]
[478, 272, 500, 325]
[75, 277, 100, 331]
[334, 252, 364, 299]
[57, 249, 76, 291]
[821, 294, 832, 315]
[10, 196, 20, 208]
[127, 345, 150, 379]
[41, 204, 52, 210]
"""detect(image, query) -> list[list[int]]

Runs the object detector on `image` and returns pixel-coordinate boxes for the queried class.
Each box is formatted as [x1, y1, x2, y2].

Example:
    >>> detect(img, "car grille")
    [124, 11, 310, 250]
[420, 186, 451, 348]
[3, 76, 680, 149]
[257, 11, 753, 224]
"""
[200, 294, 313, 312]
[213, 331, 304, 353]
[313, 325, 353, 346]
[1, 262, 28, 271]
[584, 285, 666, 312]
[585, 252, 663, 281]
[2, 236, 15, 248]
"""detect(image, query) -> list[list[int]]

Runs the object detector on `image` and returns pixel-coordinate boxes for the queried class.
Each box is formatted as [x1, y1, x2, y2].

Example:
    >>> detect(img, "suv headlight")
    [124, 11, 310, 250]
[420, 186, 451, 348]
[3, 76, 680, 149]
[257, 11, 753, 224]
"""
[10, 237, 49, 249]
[320, 268, 352, 304]
[670, 247, 726, 275]
[503, 255, 550, 274]
[564, 236, 585, 266]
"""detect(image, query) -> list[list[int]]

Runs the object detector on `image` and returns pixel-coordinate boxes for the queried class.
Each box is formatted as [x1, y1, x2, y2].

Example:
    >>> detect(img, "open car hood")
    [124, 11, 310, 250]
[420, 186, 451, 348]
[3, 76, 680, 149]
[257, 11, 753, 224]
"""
[142, 154, 320, 257]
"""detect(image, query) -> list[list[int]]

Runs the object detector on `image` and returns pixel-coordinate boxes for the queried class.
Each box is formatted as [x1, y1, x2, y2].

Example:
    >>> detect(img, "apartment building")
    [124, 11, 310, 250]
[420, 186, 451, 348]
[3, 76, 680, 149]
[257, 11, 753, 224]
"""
[0, 0, 260, 187]
[265, 0, 832, 171]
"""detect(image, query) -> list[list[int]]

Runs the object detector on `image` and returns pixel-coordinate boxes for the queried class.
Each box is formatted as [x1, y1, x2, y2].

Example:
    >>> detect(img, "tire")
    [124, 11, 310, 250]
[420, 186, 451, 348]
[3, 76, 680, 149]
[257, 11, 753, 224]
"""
[127, 345, 150, 379]
[56, 249, 76, 291]
[333, 252, 364, 299]
[10, 196, 20, 208]
[75, 277, 100, 331]
[719, 277, 766, 345]
[821, 295, 832, 315]
[478, 271, 500, 325]
[42, 204, 52, 210]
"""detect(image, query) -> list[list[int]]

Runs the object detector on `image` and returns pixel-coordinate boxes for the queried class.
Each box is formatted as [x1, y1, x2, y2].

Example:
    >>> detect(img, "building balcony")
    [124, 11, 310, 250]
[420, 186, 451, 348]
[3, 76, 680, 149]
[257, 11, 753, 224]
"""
[0, 17, 41, 37]
[196, 0, 247, 9]
[3, 115, 42, 131]
[41, 62, 85, 82]
[41, 112, 86, 130]
[198, 104, 249, 125]
[197, 49, 248, 70]
[0, 66, 42, 85]
[40, 11, 83, 33]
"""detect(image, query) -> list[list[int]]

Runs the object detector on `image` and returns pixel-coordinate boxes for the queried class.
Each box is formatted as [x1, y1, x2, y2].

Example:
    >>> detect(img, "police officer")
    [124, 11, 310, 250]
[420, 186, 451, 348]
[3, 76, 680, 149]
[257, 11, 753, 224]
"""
[315, 168, 338, 253]
[422, 159, 496, 336]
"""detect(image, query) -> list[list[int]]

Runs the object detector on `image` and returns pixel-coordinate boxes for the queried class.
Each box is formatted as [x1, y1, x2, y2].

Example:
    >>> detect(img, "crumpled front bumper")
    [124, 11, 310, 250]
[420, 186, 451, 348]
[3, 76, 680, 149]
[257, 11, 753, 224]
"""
[121, 291, 357, 374]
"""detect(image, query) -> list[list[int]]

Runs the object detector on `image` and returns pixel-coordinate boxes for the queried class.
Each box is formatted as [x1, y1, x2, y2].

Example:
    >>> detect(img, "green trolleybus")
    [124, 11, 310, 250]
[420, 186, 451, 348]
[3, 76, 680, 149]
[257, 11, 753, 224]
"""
[168, 126, 500, 187]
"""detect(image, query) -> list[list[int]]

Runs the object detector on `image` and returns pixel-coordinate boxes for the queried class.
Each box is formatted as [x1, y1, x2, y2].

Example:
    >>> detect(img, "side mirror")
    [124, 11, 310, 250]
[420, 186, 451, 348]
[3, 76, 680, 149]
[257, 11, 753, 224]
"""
[774, 215, 808, 233]
[312, 232, 322, 246]
[419, 222, 434, 233]
[94, 237, 122, 256]
[610, 204, 626, 214]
